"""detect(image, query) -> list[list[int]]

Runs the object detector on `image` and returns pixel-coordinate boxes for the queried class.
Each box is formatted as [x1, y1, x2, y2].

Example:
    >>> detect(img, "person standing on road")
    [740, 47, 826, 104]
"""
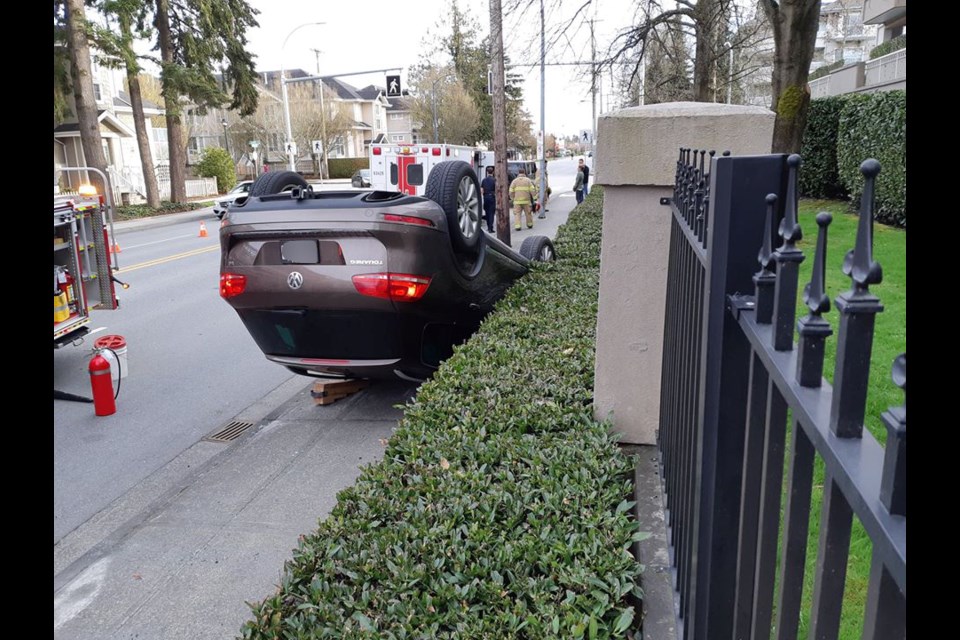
[509, 166, 537, 231]
[538, 170, 551, 217]
[579, 158, 590, 196]
[480, 165, 496, 233]
[573, 164, 585, 205]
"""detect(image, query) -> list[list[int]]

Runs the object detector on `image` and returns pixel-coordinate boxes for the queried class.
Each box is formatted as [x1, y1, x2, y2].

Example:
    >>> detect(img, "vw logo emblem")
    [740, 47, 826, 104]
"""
[287, 271, 304, 290]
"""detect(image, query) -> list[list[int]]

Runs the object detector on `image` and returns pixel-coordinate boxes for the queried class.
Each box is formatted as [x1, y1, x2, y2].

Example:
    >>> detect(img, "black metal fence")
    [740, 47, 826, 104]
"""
[657, 149, 905, 639]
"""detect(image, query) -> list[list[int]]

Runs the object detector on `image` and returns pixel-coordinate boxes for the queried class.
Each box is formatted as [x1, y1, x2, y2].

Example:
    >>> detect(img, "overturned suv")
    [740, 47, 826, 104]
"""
[219, 161, 556, 381]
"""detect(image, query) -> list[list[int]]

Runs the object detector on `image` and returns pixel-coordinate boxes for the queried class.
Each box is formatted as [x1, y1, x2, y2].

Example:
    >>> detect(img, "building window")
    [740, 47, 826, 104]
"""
[390, 134, 406, 142]
[93, 83, 102, 102]
[389, 113, 404, 120]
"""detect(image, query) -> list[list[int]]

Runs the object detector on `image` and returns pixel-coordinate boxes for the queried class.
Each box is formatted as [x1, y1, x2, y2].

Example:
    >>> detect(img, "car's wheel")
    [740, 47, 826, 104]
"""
[519, 235, 556, 262]
[248, 171, 309, 197]
[424, 160, 482, 255]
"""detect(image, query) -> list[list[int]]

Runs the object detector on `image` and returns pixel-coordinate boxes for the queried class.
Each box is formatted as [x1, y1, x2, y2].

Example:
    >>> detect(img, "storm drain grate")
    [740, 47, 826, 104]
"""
[203, 420, 256, 443]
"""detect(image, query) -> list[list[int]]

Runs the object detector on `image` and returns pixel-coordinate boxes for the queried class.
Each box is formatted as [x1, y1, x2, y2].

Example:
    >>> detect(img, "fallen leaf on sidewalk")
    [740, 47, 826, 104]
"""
[132, 572, 142, 580]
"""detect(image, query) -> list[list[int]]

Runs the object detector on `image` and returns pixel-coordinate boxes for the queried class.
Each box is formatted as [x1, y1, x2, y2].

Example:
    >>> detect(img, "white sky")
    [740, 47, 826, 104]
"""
[244, 0, 640, 138]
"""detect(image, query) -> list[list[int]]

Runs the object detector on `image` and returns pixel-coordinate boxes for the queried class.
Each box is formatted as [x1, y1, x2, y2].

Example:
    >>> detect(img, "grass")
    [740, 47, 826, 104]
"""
[774, 198, 905, 639]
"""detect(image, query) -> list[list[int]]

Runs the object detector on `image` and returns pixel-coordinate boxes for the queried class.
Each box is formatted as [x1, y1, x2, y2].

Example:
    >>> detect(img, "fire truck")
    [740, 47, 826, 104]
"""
[54, 168, 124, 348]
[368, 143, 492, 196]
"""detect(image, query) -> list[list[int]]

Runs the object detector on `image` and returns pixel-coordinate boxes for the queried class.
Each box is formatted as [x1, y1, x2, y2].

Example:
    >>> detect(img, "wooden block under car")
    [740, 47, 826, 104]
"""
[310, 379, 370, 405]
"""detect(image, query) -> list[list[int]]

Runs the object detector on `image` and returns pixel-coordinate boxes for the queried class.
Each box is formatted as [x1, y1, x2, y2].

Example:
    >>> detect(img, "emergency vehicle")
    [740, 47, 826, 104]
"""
[54, 171, 124, 348]
[369, 143, 492, 196]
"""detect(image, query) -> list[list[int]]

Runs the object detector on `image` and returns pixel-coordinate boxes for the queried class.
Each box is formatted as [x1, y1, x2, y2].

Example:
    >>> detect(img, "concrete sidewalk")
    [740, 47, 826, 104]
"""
[55, 183, 580, 639]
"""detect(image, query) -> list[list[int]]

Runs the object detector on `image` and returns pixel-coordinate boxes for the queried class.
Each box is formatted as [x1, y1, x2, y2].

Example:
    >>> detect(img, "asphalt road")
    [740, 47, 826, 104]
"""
[53, 208, 297, 543]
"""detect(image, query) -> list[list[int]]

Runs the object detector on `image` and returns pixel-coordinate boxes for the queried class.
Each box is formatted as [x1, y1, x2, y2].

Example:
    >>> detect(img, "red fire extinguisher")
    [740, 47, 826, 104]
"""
[60, 268, 76, 306]
[89, 352, 117, 416]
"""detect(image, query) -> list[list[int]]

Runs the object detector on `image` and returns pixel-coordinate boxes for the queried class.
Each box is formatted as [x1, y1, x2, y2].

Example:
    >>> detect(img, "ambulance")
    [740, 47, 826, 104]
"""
[368, 143, 492, 196]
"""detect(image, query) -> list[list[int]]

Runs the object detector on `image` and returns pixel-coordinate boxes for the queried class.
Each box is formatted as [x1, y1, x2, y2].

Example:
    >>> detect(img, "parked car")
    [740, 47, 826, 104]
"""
[213, 180, 253, 219]
[351, 169, 371, 188]
[506, 161, 538, 183]
[219, 161, 556, 381]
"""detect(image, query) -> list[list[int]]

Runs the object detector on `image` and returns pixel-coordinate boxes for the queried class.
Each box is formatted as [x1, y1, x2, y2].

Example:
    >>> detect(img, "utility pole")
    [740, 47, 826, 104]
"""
[489, 0, 510, 246]
[310, 47, 328, 183]
[589, 19, 597, 160]
[538, 0, 546, 218]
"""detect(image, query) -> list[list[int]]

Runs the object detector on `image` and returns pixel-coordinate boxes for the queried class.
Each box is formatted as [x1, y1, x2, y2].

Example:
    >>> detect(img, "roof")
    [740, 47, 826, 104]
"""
[386, 96, 413, 112]
[114, 90, 163, 112]
[357, 85, 385, 101]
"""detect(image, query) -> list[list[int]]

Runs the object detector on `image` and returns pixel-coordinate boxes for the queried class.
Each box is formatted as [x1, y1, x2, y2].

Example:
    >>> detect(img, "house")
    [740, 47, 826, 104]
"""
[807, 0, 906, 98]
[319, 78, 391, 157]
[739, 1, 899, 107]
[384, 94, 422, 145]
[54, 57, 167, 200]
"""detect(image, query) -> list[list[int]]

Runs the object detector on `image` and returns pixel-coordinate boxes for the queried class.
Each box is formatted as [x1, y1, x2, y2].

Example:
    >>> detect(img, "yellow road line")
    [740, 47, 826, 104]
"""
[115, 244, 219, 274]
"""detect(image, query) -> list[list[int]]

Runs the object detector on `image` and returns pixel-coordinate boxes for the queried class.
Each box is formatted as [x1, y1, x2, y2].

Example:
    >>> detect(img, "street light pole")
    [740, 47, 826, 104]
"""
[221, 117, 231, 158]
[280, 22, 325, 172]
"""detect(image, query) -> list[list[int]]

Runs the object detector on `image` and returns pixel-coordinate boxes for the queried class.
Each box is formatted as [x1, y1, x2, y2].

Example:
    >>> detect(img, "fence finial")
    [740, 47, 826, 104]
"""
[830, 159, 885, 438]
[770, 155, 805, 351]
[880, 353, 906, 516]
[758, 194, 777, 274]
[796, 212, 834, 386]
[803, 212, 833, 317]
[779, 155, 803, 249]
[842, 159, 884, 293]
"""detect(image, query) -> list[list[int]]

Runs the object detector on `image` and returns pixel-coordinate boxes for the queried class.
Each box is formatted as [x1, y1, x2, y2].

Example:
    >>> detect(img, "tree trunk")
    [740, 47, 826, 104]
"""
[155, 0, 187, 203]
[489, 0, 510, 246]
[120, 15, 161, 208]
[763, 0, 822, 153]
[64, 0, 108, 194]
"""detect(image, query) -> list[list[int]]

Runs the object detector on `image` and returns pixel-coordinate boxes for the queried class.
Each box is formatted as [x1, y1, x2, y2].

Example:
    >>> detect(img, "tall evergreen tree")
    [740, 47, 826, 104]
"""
[60, 0, 109, 193]
[153, 0, 260, 202]
[93, 0, 161, 207]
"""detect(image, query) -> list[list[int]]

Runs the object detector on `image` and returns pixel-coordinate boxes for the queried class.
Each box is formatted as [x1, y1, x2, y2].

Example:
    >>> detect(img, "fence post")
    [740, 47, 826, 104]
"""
[593, 102, 775, 445]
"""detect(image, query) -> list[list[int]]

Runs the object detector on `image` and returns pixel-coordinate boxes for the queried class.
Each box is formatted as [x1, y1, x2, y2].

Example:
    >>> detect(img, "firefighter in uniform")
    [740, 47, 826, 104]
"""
[508, 166, 537, 231]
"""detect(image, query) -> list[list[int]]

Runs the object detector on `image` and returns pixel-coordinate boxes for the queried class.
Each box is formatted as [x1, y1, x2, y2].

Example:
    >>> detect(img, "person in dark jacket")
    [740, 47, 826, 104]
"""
[480, 165, 496, 232]
[579, 158, 590, 196]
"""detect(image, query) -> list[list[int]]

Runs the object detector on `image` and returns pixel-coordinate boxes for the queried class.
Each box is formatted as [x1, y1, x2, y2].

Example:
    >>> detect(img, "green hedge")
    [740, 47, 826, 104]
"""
[799, 96, 849, 200]
[328, 157, 369, 179]
[870, 34, 906, 60]
[240, 188, 644, 639]
[808, 59, 845, 81]
[837, 90, 906, 227]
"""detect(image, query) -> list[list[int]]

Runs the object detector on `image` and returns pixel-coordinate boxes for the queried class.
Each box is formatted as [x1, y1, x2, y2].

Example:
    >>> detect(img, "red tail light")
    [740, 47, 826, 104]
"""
[382, 213, 434, 227]
[421, 147, 428, 153]
[372, 147, 382, 155]
[431, 147, 441, 156]
[220, 273, 247, 298]
[352, 273, 431, 302]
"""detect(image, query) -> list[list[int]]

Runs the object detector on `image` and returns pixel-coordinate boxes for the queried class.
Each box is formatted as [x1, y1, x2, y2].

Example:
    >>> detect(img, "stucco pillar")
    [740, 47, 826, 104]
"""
[593, 102, 775, 444]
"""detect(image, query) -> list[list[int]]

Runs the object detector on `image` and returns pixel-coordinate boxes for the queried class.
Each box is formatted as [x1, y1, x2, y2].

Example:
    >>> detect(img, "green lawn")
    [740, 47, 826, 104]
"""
[775, 199, 905, 639]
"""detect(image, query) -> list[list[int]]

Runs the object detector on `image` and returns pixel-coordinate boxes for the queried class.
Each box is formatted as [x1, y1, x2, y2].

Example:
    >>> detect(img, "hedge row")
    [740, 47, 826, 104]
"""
[799, 96, 849, 200]
[800, 90, 906, 227]
[808, 59, 845, 81]
[240, 187, 644, 639]
[328, 157, 369, 179]
[870, 34, 906, 60]
[837, 91, 906, 227]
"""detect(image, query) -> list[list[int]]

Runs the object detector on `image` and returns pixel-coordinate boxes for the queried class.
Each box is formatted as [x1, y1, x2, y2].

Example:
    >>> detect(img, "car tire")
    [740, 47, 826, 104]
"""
[519, 235, 556, 262]
[424, 160, 482, 255]
[248, 171, 309, 197]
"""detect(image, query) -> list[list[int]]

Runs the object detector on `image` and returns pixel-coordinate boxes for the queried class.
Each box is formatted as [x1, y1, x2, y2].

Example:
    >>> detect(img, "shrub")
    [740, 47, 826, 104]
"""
[240, 187, 645, 639]
[328, 157, 369, 179]
[869, 34, 906, 60]
[837, 90, 906, 227]
[799, 96, 850, 200]
[195, 147, 236, 193]
[808, 59, 845, 81]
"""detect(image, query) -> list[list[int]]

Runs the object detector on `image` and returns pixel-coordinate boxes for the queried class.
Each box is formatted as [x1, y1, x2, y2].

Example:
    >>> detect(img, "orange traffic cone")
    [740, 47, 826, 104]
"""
[112, 240, 121, 254]
[199, 221, 208, 238]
